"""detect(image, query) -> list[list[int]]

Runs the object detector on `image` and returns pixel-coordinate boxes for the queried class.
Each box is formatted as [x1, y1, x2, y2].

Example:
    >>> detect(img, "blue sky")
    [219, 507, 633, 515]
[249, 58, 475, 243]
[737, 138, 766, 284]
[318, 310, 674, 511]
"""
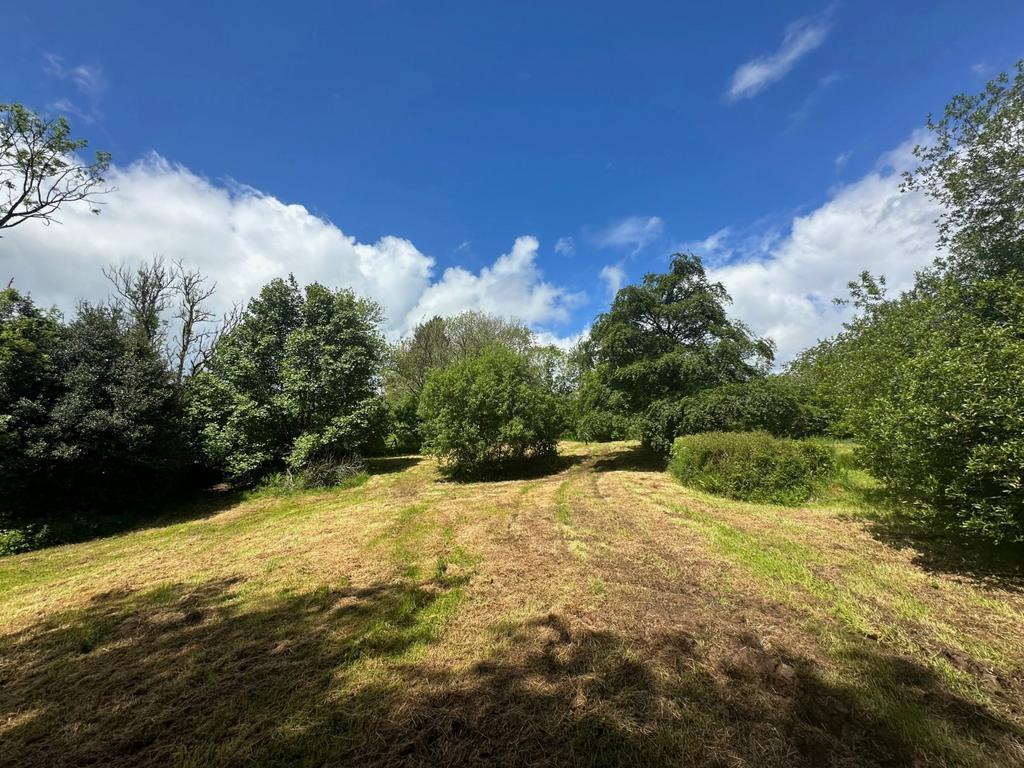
[5, 1, 1024, 359]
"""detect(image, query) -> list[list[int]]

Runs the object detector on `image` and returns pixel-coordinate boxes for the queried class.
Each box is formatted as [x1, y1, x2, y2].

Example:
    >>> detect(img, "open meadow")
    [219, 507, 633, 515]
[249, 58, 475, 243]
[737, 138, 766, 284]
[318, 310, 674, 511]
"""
[2, 442, 1022, 768]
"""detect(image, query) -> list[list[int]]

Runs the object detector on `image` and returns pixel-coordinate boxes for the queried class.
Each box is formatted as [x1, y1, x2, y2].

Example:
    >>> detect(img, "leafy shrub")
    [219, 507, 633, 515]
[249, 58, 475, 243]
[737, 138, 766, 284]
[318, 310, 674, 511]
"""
[801, 272, 1024, 542]
[641, 377, 827, 456]
[855, 277, 1024, 542]
[571, 371, 635, 442]
[668, 431, 835, 505]
[418, 345, 562, 476]
[0, 525, 54, 556]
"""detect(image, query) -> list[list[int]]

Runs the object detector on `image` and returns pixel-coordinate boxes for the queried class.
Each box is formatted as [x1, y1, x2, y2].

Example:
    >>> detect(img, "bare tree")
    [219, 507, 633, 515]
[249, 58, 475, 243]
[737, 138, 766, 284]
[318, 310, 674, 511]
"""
[1, 103, 111, 232]
[104, 257, 243, 380]
[103, 257, 175, 345]
[189, 303, 243, 377]
[171, 260, 217, 382]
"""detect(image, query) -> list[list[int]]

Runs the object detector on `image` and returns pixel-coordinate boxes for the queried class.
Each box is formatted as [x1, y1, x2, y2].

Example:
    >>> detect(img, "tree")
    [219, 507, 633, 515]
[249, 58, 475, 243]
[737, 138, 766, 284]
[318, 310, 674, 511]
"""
[0, 103, 110, 232]
[586, 252, 774, 451]
[418, 345, 562, 476]
[103, 257, 175, 346]
[1, 293, 181, 536]
[903, 60, 1024, 275]
[186, 277, 386, 480]
[382, 311, 539, 452]
[103, 257, 239, 383]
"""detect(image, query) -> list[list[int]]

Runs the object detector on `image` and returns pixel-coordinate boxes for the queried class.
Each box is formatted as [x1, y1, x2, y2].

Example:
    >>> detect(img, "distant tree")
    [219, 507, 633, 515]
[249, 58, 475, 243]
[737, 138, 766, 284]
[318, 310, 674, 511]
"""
[0, 103, 110, 232]
[103, 257, 239, 382]
[186, 277, 386, 480]
[586, 252, 774, 451]
[903, 59, 1024, 274]
[383, 311, 538, 452]
[418, 345, 562, 476]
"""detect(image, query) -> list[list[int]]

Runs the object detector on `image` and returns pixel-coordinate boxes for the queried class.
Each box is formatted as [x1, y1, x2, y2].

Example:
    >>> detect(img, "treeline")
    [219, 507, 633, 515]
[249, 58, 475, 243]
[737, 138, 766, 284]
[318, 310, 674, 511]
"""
[3, 63, 1023, 551]
[0, 251, 818, 552]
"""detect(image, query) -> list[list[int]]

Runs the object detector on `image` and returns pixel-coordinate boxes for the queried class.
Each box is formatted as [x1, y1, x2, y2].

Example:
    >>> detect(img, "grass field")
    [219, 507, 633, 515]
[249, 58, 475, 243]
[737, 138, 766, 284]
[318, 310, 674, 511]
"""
[1, 441, 1022, 767]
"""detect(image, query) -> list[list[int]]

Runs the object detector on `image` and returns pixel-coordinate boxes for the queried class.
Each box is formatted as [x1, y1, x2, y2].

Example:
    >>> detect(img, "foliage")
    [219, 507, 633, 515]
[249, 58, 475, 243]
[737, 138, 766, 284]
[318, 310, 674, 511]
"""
[903, 60, 1024, 275]
[0, 290, 182, 531]
[255, 459, 369, 495]
[796, 63, 1024, 542]
[185, 277, 386, 480]
[804, 273, 1024, 541]
[0, 103, 110, 231]
[668, 431, 835, 506]
[384, 312, 538, 450]
[418, 345, 562, 476]
[570, 369, 635, 442]
[640, 376, 829, 455]
[585, 253, 774, 450]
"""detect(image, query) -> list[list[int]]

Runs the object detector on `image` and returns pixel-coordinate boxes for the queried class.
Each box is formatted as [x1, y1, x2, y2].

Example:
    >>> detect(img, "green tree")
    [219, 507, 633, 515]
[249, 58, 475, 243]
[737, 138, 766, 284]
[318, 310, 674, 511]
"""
[418, 345, 562, 476]
[1, 103, 110, 232]
[186, 277, 385, 480]
[1, 293, 181, 536]
[903, 60, 1024, 275]
[383, 311, 539, 452]
[587, 252, 774, 451]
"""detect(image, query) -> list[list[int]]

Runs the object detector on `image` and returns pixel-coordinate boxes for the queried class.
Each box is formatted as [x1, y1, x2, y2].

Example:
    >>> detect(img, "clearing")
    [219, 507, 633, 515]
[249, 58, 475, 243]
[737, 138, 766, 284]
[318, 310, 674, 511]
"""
[1, 441, 1022, 767]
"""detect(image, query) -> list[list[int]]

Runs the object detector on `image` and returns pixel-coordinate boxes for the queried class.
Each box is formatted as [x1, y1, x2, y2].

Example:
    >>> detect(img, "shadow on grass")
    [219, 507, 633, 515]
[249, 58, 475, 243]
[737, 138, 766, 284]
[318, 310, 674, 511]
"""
[3, 577, 1020, 767]
[862, 512, 1024, 593]
[441, 453, 585, 484]
[365, 456, 424, 476]
[592, 443, 667, 474]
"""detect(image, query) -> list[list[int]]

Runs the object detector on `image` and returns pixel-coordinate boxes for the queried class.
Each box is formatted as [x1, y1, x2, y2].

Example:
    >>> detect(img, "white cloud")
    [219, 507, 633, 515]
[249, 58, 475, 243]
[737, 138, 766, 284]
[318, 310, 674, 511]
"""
[535, 326, 589, 351]
[834, 150, 852, 172]
[554, 236, 575, 256]
[705, 134, 943, 364]
[592, 215, 664, 255]
[1, 155, 580, 339]
[726, 14, 831, 102]
[401, 235, 583, 329]
[599, 264, 626, 298]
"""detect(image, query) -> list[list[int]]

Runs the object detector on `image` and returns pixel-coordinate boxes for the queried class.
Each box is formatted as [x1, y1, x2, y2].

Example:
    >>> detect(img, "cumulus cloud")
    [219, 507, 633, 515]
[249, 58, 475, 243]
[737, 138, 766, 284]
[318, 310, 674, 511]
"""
[1, 155, 580, 339]
[554, 236, 575, 256]
[402, 235, 583, 329]
[726, 13, 831, 102]
[705, 134, 943, 364]
[592, 215, 664, 255]
[535, 326, 590, 351]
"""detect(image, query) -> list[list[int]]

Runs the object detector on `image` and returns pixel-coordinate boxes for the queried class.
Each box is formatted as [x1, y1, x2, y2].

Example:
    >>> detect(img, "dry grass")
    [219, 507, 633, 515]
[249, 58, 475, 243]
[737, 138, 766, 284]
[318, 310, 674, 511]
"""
[1, 441, 1022, 767]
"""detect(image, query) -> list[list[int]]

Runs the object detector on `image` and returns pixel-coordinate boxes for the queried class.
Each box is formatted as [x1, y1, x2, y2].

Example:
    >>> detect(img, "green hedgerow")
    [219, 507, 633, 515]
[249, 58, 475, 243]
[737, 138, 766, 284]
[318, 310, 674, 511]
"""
[668, 431, 835, 506]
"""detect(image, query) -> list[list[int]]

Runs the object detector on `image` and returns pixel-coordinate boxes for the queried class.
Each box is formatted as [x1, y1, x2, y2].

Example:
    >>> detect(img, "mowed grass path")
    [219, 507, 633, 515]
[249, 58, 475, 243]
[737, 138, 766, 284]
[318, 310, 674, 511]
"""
[1, 442, 1022, 767]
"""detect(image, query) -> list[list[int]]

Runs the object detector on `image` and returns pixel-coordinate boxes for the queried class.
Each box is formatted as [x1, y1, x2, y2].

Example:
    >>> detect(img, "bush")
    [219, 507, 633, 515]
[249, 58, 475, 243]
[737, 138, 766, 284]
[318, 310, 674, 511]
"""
[802, 273, 1024, 542]
[641, 377, 827, 456]
[668, 431, 835, 505]
[418, 345, 562, 476]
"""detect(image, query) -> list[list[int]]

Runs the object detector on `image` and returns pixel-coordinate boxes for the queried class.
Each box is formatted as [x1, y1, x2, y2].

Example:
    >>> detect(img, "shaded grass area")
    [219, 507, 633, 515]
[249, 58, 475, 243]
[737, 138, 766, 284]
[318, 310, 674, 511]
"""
[1, 441, 1023, 767]
[5, 580, 1013, 768]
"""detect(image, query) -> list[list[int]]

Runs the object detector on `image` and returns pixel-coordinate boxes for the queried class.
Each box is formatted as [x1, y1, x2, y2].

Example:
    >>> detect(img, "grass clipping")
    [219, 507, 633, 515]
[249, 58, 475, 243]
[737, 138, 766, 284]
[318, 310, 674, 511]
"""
[668, 431, 835, 505]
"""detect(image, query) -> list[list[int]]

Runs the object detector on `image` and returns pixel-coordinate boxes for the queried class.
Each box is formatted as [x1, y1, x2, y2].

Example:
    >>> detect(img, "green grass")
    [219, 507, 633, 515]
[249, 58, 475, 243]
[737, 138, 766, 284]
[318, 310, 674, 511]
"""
[1, 441, 1021, 768]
